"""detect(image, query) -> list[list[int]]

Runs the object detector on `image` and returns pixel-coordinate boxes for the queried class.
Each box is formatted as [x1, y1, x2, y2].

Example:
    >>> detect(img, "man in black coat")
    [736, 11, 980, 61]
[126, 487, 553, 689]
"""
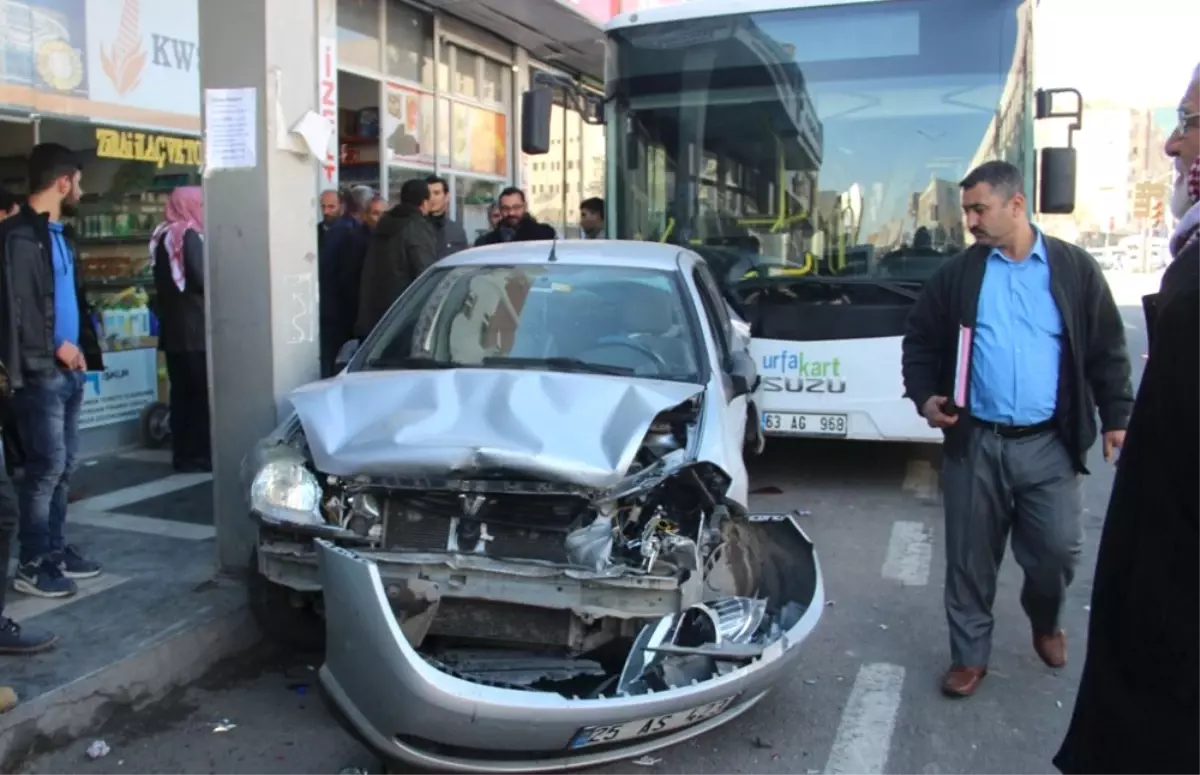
[1054, 65, 1199, 775]
[354, 179, 437, 337]
[901, 160, 1133, 698]
[474, 187, 556, 245]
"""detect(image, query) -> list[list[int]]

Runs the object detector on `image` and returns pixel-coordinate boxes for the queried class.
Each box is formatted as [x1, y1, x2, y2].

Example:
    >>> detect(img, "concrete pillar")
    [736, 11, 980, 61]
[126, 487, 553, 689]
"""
[199, 0, 321, 572]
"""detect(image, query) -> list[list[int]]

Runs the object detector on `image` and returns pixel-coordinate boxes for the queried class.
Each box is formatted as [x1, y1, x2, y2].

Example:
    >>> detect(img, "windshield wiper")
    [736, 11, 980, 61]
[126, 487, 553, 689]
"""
[362, 356, 464, 371]
[482, 356, 636, 376]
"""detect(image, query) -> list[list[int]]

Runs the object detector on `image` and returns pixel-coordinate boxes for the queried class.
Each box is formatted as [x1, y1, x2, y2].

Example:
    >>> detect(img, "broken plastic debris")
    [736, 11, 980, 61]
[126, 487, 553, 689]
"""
[213, 719, 237, 733]
[804, 678, 817, 685]
[879, 623, 889, 630]
[1056, 700, 1063, 708]
[632, 755, 662, 766]
[1084, 605, 1091, 612]
[86, 740, 110, 759]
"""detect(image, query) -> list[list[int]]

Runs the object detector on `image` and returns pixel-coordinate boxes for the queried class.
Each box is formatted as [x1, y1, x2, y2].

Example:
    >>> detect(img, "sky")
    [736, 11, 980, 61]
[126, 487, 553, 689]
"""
[1035, 0, 1197, 108]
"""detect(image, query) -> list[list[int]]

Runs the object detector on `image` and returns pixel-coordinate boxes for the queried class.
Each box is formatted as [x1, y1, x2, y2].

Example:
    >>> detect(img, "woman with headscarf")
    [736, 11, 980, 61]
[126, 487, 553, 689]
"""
[1054, 67, 1199, 775]
[150, 186, 210, 472]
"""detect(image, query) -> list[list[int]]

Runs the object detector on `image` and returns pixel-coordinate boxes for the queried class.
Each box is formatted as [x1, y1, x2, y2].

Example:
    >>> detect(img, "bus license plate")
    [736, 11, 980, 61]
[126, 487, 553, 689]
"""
[762, 412, 848, 437]
[567, 695, 738, 750]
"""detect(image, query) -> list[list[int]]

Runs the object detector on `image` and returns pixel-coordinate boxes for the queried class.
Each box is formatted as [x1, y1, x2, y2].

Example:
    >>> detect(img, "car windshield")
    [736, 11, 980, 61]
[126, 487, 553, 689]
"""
[606, 0, 1032, 285]
[355, 264, 705, 383]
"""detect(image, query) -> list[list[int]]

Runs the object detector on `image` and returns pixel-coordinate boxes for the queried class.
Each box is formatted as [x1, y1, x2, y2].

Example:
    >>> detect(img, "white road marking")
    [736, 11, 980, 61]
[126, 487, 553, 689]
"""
[881, 520, 933, 586]
[72, 472, 212, 513]
[901, 459, 939, 501]
[824, 662, 907, 775]
[68, 509, 216, 541]
[117, 448, 173, 465]
[6, 574, 131, 621]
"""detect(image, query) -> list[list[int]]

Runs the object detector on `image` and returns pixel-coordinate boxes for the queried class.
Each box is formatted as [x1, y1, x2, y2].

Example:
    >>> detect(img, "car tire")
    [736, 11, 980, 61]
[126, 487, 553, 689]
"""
[247, 548, 326, 653]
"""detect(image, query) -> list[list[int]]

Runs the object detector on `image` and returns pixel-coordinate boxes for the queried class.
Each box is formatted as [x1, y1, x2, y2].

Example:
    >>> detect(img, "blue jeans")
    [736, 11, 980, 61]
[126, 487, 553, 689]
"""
[14, 369, 84, 565]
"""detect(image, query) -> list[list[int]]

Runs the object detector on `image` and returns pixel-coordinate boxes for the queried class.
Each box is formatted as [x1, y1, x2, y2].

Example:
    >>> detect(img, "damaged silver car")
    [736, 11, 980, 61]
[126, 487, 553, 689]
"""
[244, 241, 824, 772]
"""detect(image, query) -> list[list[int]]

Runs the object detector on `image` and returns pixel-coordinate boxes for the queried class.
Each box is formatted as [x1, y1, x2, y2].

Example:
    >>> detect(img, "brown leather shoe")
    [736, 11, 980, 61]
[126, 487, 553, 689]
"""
[940, 666, 987, 697]
[1033, 629, 1067, 668]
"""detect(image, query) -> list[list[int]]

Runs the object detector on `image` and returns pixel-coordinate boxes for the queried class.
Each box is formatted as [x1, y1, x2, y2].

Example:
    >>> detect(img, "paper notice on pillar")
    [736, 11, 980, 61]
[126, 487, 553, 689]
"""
[204, 87, 258, 172]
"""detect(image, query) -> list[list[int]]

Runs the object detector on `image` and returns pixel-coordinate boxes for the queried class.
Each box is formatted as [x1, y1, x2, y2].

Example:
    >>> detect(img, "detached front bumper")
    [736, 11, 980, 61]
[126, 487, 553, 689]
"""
[314, 523, 824, 773]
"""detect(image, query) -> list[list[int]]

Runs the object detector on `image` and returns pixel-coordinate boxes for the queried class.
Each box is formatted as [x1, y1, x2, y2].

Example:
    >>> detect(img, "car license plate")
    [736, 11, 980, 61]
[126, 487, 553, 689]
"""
[762, 411, 848, 436]
[567, 695, 738, 750]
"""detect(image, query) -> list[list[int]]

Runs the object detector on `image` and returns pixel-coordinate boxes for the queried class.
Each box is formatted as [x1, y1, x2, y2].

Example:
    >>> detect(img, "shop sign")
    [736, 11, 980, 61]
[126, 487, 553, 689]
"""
[86, 0, 201, 119]
[80, 348, 158, 431]
[318, 37, 339, 187]
[95, 127, 202, 168]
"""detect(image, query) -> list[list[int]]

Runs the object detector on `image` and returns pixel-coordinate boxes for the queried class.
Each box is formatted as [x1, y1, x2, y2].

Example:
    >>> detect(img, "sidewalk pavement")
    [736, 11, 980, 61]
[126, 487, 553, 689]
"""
[1, 449, 260, 772]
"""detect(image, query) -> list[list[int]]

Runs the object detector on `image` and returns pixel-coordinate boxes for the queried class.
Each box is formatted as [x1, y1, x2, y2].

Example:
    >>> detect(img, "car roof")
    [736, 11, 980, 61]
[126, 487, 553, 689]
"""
[439, 239, 698, 273]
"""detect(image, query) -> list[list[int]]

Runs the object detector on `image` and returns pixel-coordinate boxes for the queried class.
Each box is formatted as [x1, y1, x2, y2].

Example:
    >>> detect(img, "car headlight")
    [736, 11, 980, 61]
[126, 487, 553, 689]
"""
[250, 459, 324, 527]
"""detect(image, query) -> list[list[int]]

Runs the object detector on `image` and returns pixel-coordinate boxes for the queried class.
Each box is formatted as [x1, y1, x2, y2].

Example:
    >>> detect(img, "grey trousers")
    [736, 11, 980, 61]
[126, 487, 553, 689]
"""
[941, 424, 1084, 667]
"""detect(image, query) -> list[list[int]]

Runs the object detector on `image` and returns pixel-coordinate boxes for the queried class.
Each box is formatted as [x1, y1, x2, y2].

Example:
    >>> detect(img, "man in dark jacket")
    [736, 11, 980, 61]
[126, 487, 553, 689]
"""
[425, 176, 468, 259]
[0, 143, 105, 600]
[1054, 67, 1199, 775]
[320, 186, 374, 376]
[901, 160, 1133, 699]
[475, 187, 556, 245]
[354, 178, 437, 337]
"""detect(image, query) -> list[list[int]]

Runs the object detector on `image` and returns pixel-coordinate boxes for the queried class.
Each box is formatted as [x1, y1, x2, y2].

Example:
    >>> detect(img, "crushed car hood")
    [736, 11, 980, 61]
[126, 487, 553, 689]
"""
[287, 369, 704, 488]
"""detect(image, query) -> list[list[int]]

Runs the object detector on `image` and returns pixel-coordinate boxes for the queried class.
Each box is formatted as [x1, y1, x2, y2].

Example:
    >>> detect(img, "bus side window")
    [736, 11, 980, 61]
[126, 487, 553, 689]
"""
[692, 266, 732, 364]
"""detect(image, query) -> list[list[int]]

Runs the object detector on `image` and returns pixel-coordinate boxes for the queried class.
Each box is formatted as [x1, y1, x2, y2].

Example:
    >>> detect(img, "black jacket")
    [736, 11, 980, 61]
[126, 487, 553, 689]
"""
[1053, 235, 1198, 775]
[429, 213, 468, 259]
[0, 204, 103, 388]
[153, 229, 206, 353]
[330, 221, 370, 343]
[354, 205, 437, 337]
[475, 215, 556, 246]
[901, 234, 1133, 474]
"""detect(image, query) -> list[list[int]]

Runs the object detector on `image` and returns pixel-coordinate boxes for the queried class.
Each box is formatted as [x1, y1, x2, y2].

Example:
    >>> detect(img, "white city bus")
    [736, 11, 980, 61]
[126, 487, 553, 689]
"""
[524, 0, 1078, 445]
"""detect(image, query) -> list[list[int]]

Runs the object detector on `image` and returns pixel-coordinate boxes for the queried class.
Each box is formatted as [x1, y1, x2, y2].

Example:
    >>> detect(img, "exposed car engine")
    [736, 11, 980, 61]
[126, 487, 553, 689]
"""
[251, 391, 817, 701]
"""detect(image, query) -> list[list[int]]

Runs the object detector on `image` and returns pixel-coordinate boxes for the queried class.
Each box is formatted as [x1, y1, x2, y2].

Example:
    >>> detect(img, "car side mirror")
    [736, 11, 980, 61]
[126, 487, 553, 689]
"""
[333, 339, 360, 372]
[1039, 147, 1077, 215]
[521, 88, 553, 155]
[727, 350, 759, 398]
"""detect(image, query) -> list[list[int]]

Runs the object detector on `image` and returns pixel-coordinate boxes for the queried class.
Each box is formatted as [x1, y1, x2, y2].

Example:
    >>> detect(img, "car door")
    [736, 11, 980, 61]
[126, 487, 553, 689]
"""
[691, 263, 753, 505]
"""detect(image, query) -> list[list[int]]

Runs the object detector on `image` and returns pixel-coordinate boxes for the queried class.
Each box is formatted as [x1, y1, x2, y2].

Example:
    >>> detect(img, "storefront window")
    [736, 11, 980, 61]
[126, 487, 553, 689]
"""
[385, 1, 433, 87]
[38, 119, 200, 431]
[450, 102, 507, 178]
[455, 178, 502, 243]
[480, 58, 506, 106]
[454, 49, 479, 99]
[387, 166, 431, 202]
[338, 0, 382, 72]
[384, 81, 435, 168]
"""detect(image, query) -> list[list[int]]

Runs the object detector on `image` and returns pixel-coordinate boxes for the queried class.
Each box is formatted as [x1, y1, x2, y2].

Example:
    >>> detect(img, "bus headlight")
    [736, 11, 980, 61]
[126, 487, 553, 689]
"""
[250, 459, 324, 527]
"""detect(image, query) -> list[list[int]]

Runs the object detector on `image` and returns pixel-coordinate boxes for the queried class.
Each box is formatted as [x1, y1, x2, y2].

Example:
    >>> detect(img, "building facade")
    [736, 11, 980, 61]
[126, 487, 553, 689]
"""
[0, 0, 609, 455]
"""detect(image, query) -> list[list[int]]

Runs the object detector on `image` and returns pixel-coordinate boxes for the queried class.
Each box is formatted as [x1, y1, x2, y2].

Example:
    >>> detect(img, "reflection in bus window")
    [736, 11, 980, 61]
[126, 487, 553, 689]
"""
[607, 0, 1032, 285]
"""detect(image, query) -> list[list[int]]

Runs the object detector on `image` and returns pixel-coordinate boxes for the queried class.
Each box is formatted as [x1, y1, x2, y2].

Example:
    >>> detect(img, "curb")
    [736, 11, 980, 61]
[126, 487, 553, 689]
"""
[0, 594, 260, 772]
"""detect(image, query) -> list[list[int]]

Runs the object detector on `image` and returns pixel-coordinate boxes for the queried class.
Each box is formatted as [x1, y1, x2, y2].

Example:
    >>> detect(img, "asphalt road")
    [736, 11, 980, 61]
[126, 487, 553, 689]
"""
[20, 270, 1157, 775]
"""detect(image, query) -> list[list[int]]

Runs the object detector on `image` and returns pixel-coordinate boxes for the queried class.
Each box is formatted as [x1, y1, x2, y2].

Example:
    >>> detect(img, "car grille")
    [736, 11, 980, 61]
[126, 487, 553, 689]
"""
[382, 492, 591, 565]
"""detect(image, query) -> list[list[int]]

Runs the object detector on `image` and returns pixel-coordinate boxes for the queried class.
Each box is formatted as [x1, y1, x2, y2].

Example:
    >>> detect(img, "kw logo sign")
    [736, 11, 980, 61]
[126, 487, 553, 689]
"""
[101, 0, 199, 97]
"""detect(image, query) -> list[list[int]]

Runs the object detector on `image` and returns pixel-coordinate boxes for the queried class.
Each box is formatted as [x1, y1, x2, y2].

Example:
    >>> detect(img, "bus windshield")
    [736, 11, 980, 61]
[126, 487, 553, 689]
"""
[606, 0, 1032, 286]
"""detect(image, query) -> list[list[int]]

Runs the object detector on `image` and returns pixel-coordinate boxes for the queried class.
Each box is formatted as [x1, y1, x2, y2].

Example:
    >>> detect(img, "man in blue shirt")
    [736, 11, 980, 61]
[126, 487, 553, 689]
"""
[901, 160, 1133, 699]
[0, 143, 105, 609]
